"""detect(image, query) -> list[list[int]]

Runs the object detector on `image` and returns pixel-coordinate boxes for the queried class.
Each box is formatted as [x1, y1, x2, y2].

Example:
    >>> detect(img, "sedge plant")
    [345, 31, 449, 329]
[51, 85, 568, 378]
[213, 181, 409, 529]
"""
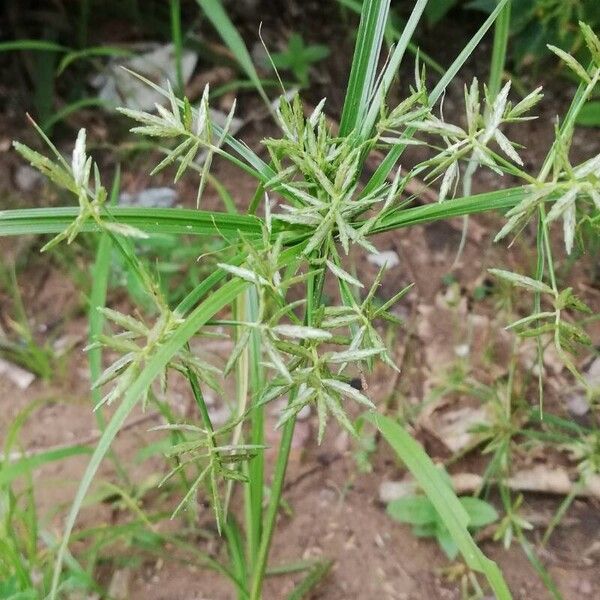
[1, 1, 600, 598]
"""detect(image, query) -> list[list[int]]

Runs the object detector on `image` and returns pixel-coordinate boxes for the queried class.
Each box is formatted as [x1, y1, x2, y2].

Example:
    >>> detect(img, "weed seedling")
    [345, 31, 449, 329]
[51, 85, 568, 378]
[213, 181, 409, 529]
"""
[270, 33, 330, 88]
[387, 489, 498, 560]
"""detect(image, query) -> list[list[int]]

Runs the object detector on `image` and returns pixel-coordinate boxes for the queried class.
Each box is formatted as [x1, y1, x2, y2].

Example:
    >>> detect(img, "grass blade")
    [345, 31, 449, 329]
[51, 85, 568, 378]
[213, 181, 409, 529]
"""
[430, 0, 510, 103]
[487, 0, 511, 100]
[0, 184, 531, 250]
[0, 186, 530, 244]
[89, 170, 119, 422]
[196, 0, 272, 112]
[372, 186, 527, 233]
[41, 98, 111, 131]
[170, 0, 184, 95]
[339, 0, 390, 136]
[286, 559, 333, 600]
[0, 206, 264, 238]
[49, 277, 249, 599]
[516, 528, 564, 600]
[363, 0, 510, 195]
[360, 0, 429, 138]
[0, 40, 68, 53]
[224, 517, 249, 599]
[367, 413, 512, 600]
[57, 46, 132, 75]
[337, 0, 445, 75]
[244, 287, 265, 570]
[0, 445, 92, 488]
[88, 170, 130, 483]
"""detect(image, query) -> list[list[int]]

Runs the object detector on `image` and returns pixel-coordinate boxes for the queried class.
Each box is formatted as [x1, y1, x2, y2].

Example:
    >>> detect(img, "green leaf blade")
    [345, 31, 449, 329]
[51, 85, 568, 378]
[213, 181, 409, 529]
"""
[339, 0, 390, 135]
[367, 413, 512, 600]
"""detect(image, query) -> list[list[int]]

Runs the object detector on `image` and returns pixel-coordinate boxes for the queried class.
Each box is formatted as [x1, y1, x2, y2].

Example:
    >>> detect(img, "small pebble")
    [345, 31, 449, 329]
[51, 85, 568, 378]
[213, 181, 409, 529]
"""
[120, 187, 178, 208]
[579, 579, 593, 596]
[566, 392, 590, 417]
[15, 165, 42, 191]
[367, 250, 400, 269]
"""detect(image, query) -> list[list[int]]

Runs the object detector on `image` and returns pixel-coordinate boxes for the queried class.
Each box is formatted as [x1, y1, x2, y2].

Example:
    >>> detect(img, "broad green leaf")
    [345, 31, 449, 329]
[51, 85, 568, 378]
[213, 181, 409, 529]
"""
[387, 496, 438, 526]
[460, 497, 499, 528]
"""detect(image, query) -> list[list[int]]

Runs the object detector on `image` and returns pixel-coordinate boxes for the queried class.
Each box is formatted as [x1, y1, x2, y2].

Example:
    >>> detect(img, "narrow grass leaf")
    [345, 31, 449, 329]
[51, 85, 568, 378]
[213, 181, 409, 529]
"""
[326, 260, 364, 288]
[361, 0, 429, 138]
[0, 445, 92, 488]
[49, 278, 248, 599]
[89, 170, 120, 423]
[488, 268, 553, 295]
[339, 0, 390, 135]
[367, 413, 512, 600]
[196, 0, 271, 111]
[273, 325, 332, 340]
[0, 40, 68, 52]
[0, 206, 264, 238]
[322, 379, 375, 408]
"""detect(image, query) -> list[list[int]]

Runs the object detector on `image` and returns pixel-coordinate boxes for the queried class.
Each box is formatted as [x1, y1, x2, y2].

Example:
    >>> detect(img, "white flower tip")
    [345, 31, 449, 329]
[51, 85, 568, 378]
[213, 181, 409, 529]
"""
[72, 128, 87, 184]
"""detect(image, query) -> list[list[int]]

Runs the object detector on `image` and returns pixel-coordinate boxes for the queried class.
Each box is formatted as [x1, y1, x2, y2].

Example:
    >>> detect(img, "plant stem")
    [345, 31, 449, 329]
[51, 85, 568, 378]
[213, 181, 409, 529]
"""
[248, 412, 296, 600]
[246, 288, 265, 569]
[453, 0, 511, 267]
[88, 169, 130, 485]
[226, 294, 250, 521]
[170, 0, 184, 97]
[488, 0, 511, 100]
[249, 260, 327, 599]
[186, 360, 215, 436]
